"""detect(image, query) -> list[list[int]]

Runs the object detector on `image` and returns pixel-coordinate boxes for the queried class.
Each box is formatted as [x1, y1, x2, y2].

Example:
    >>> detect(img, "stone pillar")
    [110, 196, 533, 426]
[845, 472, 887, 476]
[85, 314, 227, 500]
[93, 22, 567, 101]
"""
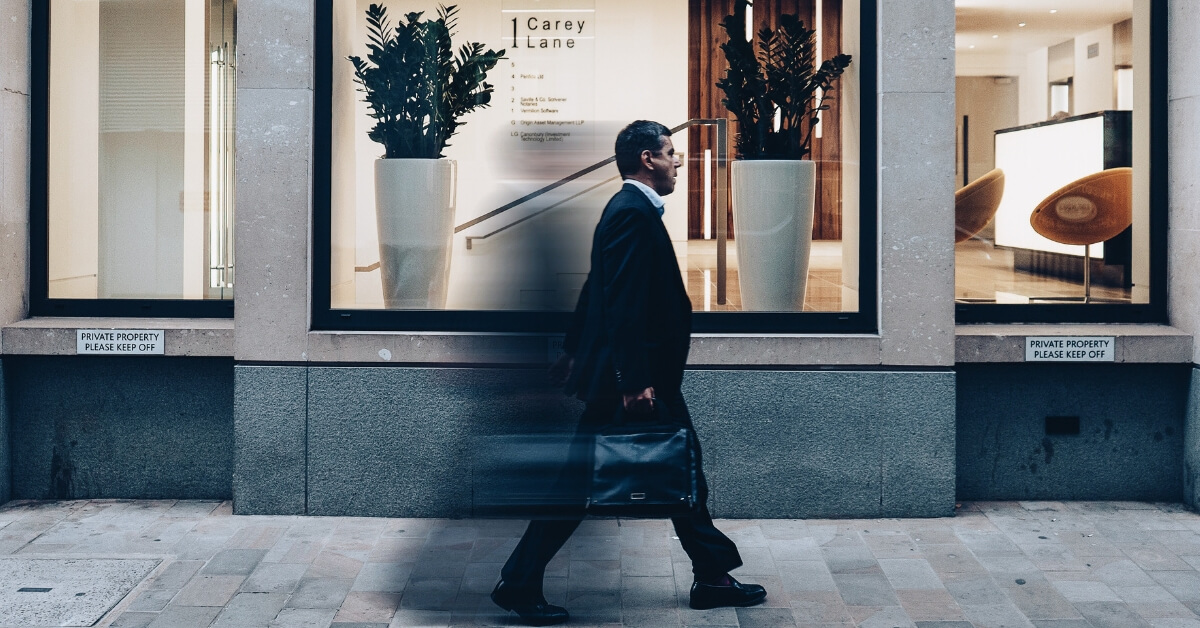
[0, 0, 32, 505]
[232, 0, 314, 513]
[1168, 2, 1200, 509]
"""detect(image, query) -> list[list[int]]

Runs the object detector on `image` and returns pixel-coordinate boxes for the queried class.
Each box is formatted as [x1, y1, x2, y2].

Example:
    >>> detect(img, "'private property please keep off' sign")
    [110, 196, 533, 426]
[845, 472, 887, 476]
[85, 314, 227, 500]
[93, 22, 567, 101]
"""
[1025, 337, 1115, 362]
[77, 329, 165, 355]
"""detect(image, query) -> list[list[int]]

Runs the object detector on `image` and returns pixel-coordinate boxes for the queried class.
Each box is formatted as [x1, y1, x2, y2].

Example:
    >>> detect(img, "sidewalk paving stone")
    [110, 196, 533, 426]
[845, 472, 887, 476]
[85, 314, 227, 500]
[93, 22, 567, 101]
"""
[172, 573, 245, 607]
[211, 592, 290, 627]
[878, 558, 944, 590]
[243, 562, 310, 594]
[1, 499, 1199, 626]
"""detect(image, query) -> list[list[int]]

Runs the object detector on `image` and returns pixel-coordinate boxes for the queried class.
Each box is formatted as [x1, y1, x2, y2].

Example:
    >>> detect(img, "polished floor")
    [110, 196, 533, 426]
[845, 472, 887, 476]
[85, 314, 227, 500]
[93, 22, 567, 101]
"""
[681, 240, 847, 313]
[954, 240, 1133, 305]
[2, 499, 1199, 627]
[682, 239, 1135, 313]
[336, 238, 1136, 313]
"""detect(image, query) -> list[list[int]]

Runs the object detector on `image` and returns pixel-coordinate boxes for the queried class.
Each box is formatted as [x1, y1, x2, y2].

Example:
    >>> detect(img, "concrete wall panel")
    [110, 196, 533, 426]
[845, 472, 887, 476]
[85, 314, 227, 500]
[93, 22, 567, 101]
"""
[236, 0, 313, 90]
[0, 0, 29, 334]
[1168, 223, 1200, 364]
[879, 0, 955, 94]
[0, 1, 30, 94]
[1187, 368, 1200, 508]
[7, 357, 234, 500]
[879, 91, 956, 367]
[1168, 97, 1200, 235]
[1169, 1, 1200, 101]
[1168, 96, 1200, 361]
[0, 360, 8, 505]
[306, 367, 577, 518]
[0, 89, 28, 346]
[879, 372, 956, 516]
[958, 363, 1189, 502]
[298, 367, 956, 519]
[696, 370, 884, 518]
[233, 365, 307, 514]
[234, 88, 312, 362]
[1168, 0, 1200, 511]
[697, 370, 955, 518]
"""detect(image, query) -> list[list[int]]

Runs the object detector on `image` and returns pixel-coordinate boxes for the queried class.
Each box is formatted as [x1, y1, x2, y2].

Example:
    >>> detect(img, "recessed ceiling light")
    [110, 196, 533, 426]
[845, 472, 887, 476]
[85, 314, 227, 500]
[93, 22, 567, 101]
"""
[1050, 9, 1058, 13]
[1019, 22, 1027, 27]
[969, 45, 976, 49]
[992, 35, 999, 39]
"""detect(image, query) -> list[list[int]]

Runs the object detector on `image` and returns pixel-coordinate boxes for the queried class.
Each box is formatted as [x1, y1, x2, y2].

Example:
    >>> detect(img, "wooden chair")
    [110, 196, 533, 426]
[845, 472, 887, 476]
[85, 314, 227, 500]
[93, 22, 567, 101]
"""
[955, 168, 1006, 243]
[1029, 167, 1133, 303]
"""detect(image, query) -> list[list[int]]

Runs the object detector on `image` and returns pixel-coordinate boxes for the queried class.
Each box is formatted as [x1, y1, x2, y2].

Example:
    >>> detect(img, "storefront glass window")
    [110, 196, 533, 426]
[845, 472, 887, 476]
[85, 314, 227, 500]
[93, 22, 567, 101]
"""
[322, 0, 873, 330]
[954, 0, 1163, 319]
[42, 0, 236, 303]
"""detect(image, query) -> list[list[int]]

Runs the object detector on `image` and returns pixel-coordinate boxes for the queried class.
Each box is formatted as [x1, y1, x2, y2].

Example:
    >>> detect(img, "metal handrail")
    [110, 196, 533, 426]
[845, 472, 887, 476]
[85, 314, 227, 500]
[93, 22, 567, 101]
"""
[455, 118, 729, 303]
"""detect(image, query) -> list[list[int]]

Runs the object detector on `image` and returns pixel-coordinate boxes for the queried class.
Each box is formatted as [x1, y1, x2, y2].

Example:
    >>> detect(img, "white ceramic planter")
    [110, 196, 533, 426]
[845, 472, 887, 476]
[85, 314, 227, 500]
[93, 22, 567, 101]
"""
[731, 159, 817, 311]
[374, 158, 457, 309]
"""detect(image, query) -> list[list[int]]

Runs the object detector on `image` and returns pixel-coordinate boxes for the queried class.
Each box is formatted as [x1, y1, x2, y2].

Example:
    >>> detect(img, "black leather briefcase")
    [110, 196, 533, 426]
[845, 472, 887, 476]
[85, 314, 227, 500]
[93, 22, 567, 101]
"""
[586, 402, 699, 517]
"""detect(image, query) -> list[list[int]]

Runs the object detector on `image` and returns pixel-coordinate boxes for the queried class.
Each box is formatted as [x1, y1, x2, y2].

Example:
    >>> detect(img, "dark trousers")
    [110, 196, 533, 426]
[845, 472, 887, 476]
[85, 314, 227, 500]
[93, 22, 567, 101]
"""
[500, 389, 742, 593]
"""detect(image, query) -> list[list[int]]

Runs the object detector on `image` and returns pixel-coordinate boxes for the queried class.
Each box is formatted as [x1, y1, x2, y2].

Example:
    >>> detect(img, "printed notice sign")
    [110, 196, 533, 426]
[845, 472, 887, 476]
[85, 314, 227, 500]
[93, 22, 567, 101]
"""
[1025, 336, 1115, 362]
[77, 329, 165, 355]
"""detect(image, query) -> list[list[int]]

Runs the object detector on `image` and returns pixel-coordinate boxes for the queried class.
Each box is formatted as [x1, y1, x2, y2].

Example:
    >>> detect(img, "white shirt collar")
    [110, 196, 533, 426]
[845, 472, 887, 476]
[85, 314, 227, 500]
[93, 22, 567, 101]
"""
[622, 178, 666, 216]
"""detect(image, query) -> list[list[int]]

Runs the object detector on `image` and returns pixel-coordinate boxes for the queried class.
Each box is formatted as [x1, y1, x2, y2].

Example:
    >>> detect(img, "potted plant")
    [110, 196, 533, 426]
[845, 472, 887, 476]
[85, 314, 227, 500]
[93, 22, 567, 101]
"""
[717, 5, 851, 311]
[349, 4, 505, 308]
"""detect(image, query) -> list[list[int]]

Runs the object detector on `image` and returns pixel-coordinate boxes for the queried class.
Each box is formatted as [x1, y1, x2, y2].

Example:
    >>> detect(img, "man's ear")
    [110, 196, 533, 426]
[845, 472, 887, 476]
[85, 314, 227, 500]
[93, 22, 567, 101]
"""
[640, 149, 655, 171]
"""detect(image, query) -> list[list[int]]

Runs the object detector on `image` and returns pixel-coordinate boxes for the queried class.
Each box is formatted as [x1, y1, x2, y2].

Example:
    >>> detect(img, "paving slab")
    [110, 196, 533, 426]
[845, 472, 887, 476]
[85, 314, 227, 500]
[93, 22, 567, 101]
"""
[0, 557, 160, 627]
[0, 500, 1198, 626]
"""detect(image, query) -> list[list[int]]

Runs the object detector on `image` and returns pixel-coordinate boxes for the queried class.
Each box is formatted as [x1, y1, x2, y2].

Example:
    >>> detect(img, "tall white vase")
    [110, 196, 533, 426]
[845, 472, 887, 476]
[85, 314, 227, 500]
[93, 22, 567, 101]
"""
[374, 159, 457, 309]
[731, 160, 817, 311]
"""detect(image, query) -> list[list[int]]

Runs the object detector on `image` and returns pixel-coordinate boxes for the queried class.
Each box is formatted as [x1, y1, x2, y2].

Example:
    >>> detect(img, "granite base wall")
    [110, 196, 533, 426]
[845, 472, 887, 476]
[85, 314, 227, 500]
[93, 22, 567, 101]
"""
[1186, 368, 1200, 510]
[0, 360, 8, 505]
[6, 356, 234, 500]
[234, 366, 957, 518]
[957, 363, 1189, 502]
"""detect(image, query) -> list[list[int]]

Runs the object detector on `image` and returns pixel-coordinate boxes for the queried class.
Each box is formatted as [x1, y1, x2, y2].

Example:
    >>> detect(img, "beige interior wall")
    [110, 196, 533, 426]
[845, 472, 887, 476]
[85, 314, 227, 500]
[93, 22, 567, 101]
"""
[1019, 46, 1049, 125]
[330, 2, 357, 307]
[840, 0, 860, 309]
[1130, 0, 1151, 303]
[956, 76, 1019, 187]
[1073, 23, 1115, 115]
[47, 0, 99, 297]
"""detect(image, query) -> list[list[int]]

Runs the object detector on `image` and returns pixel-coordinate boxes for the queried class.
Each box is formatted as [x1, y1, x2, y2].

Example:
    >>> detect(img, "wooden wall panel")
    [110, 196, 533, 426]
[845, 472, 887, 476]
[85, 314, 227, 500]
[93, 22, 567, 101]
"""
[687, 0, 845, 241]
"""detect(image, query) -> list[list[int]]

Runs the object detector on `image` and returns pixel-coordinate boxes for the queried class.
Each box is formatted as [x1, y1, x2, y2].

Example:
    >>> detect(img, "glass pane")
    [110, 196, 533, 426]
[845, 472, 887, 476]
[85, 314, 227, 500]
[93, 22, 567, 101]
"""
[330, 0, 861, 313]
[47, 0, 236, 300]
[955, 0, 1150, 305]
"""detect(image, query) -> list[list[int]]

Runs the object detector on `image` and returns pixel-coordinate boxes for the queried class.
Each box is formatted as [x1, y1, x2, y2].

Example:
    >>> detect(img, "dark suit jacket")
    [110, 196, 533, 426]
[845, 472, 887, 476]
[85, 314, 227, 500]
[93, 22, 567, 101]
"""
[563, 182, 693, 402]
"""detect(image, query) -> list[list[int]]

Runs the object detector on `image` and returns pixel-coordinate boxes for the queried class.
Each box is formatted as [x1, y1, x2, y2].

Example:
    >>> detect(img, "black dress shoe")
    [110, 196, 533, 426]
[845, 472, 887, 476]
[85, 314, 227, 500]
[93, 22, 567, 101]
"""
[491, 581, 570, 626]
[689, 575, 767, 610]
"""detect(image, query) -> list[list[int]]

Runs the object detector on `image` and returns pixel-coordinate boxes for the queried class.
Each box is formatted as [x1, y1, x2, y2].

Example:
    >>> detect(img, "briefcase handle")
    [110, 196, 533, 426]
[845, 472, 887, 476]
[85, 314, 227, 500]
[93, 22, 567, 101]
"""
[612, 396, 673, 425]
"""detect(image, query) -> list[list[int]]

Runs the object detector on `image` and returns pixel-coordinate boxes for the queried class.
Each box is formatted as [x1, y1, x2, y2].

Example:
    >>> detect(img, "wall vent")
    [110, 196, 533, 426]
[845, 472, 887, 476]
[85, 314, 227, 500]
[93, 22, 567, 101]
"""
[1045, 416, 1081, 436]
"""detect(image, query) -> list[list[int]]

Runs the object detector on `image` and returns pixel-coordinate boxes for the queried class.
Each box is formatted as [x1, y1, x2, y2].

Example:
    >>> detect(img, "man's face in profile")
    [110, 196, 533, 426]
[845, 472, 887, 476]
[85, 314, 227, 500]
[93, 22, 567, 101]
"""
[647, 136, 682, 197]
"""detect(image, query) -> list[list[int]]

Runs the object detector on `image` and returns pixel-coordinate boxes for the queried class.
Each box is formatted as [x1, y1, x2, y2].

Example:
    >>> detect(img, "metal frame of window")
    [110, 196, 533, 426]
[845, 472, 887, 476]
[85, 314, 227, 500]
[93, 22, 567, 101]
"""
[312, 0, 878, 333]
[955, 0, 1168, 324]
[28, 2, 234, 318]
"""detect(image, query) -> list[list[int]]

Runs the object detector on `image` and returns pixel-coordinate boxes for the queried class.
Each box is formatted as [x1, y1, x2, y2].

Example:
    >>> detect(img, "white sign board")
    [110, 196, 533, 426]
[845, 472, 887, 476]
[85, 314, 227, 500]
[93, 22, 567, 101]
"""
[77, 329, 165, 355]
[1025, 336, 1115, 362]
[501, 0, 596, 153]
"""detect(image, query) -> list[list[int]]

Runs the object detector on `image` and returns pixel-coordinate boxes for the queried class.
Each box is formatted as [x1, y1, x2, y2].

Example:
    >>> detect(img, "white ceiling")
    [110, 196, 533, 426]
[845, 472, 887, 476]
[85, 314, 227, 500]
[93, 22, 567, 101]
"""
[956, 0, 1133, 61]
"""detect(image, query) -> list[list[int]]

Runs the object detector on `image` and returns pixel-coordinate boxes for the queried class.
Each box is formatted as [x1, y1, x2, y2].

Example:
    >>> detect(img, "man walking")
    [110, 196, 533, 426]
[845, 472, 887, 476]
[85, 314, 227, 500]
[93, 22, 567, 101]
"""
[491, 120, 766, 626]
